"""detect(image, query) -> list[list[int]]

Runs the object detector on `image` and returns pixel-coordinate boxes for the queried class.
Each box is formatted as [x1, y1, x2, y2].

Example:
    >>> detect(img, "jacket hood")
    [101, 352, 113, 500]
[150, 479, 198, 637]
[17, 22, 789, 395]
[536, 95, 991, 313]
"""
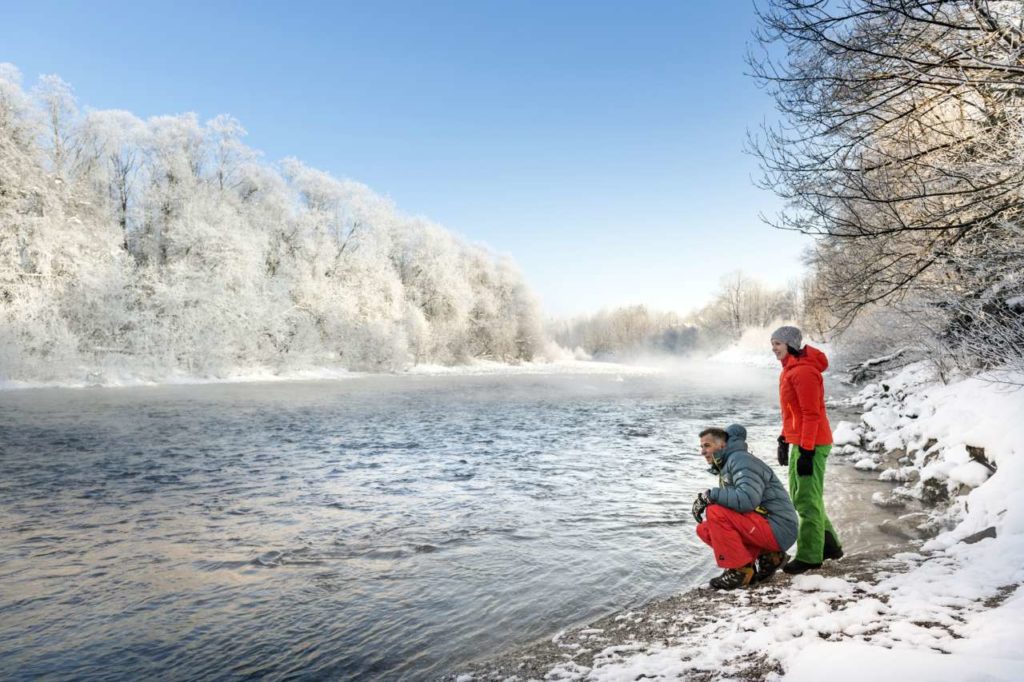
[782, 344, 829, 373]
[725, 424, 747, 442]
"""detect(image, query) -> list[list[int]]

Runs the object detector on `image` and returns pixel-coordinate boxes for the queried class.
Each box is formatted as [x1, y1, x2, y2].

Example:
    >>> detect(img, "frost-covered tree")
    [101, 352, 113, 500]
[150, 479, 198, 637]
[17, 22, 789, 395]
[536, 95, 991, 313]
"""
[31, 75, 80, 184]
[689, 272, 798, 343]
[750, 1, 1024, 373]
[0, 66, 133, 379]
[78, 109, 146, 249]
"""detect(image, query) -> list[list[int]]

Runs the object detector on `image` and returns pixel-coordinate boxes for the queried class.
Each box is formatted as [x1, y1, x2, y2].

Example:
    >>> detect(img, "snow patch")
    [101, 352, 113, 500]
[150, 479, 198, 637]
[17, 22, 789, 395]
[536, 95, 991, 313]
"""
[832, 420, 862, 446]
[785, 641, 1021, 682]
[790, 575, 855, 595]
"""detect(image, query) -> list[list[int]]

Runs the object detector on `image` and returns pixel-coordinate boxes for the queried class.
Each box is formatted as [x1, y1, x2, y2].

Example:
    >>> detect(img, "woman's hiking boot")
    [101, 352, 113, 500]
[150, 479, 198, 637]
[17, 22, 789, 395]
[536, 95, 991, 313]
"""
[709, 564, 755, 590]
[824, 530, 844, 560]
[782, 558, 822, 574]
[754, 551, 788, 583]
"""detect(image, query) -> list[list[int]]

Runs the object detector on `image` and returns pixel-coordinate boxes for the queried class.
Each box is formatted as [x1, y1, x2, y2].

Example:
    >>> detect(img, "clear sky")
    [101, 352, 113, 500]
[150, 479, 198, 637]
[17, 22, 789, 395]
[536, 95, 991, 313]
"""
[1, 0, 809, 318]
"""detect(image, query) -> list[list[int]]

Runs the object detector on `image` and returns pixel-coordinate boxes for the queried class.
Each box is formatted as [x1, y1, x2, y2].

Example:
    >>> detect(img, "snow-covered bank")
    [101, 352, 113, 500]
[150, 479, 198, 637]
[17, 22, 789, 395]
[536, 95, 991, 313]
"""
[4, 327, 819, 392]
[834, 363, 1024, 545]
[0, 358, 661, 391]
[0, 366, 363, 391]
[448, 365, 1024, 681]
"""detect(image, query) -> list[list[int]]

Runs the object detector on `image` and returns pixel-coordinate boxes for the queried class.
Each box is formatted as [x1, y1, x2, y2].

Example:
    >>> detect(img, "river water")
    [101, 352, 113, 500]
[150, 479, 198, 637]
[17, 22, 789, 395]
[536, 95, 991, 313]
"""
[0, 365, 898, 680]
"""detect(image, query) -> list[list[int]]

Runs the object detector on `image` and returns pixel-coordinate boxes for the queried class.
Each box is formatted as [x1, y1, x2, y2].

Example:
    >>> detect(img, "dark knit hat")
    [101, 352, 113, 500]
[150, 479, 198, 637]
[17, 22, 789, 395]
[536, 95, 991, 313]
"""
[770, 326, 803, 350]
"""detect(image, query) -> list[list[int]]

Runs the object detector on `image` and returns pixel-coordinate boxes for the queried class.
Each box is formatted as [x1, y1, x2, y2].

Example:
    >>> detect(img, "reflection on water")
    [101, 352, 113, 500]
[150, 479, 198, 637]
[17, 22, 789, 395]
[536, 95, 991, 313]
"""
[0, 370, 900, 680]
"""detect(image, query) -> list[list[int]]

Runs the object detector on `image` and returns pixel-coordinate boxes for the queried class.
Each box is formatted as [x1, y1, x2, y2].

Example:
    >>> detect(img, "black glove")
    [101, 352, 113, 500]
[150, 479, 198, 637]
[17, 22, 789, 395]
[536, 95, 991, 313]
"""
[691, 490, 711, 524]
[777, 436, 789, 466]
[797, 447, 815, 476]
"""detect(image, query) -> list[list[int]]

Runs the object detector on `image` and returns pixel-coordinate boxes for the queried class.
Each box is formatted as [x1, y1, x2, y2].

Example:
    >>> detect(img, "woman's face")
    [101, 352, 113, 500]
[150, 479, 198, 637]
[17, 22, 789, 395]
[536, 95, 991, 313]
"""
[771, 339, 788, 362]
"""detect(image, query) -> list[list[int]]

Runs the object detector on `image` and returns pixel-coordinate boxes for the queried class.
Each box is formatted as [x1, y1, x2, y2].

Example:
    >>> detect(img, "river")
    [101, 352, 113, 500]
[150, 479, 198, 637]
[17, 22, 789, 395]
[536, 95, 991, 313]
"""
[0, 365, 898, 680]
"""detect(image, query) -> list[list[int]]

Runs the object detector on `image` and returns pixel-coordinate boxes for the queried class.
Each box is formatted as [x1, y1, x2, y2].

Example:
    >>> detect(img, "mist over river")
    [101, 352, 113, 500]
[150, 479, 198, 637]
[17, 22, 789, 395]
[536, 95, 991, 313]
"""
[0, 365, 898, 680]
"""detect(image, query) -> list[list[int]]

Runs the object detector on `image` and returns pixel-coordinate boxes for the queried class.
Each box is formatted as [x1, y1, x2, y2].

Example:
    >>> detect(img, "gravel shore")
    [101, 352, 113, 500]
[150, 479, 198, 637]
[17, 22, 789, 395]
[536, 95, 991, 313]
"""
[443, 546, 917, 681]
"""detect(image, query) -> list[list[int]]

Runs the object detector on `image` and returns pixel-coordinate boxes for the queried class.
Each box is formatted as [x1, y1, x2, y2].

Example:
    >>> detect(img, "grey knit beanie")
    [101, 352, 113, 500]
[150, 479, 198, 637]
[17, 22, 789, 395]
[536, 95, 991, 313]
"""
[770, 325, 803, 350]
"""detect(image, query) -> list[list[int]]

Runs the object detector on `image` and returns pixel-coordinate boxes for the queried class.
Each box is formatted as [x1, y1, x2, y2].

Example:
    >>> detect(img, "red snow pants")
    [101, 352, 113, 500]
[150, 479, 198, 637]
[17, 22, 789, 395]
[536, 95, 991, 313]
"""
[696, 504, 780, 569]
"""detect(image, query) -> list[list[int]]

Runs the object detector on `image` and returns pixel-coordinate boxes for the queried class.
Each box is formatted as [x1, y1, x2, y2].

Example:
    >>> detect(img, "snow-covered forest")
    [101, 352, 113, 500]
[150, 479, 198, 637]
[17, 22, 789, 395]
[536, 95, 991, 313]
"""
[0, 64, 544, 383]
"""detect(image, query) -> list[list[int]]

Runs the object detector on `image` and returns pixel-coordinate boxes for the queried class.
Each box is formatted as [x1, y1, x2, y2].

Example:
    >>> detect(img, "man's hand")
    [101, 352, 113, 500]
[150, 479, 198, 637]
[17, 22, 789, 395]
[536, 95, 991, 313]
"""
[797, 447, 815, 476]
[692, 490, 711, 523]
[777, 436, 789, 466]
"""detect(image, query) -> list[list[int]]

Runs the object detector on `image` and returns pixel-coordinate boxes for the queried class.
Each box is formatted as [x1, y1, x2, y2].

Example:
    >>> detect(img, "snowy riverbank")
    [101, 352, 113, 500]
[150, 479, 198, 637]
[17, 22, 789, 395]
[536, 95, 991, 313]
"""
[0, 357, 661, 391]
[447, 364, 1024, 681]
[0, 326, 803, 391]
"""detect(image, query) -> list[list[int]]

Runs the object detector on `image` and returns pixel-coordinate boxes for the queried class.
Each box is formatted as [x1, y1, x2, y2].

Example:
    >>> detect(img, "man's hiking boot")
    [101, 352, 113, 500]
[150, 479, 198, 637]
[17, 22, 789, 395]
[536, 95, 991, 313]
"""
[709, 564, 756, 590]
[824, 530, 844, 561]
[782, 558, 822, 574]
[754, 551, 788, 583]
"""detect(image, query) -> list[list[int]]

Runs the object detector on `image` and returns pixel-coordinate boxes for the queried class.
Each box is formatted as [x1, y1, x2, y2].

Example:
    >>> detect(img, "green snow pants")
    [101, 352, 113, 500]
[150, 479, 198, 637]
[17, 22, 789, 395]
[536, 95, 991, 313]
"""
[789, 443, 841, 564]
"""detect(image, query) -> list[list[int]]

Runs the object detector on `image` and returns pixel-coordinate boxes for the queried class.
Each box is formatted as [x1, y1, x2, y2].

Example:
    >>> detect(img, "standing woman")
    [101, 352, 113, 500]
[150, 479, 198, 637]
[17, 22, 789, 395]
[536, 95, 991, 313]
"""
[771, 326, 843, 574]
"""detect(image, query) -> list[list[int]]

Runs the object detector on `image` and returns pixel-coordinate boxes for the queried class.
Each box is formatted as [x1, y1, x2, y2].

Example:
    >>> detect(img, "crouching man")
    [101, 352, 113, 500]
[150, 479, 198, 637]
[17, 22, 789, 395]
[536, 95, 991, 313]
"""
[692, 424, 799, 590]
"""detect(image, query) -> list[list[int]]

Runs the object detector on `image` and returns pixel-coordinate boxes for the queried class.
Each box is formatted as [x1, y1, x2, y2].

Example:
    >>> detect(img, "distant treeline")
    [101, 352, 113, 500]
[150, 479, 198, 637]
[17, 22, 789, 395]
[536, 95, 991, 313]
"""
[0, 65, 542, 381]
[551, 273, 799, 358]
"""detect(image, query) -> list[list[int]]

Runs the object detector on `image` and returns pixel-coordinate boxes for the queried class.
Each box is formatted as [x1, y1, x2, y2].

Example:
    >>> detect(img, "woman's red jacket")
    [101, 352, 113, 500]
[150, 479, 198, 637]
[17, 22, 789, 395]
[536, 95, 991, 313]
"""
[779, 345, 833, 450]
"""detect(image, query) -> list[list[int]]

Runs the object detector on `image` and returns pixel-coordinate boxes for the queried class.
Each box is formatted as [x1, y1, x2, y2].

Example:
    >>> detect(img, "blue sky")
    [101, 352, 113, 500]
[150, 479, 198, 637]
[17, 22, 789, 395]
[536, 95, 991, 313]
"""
[1, 0, 808, 317]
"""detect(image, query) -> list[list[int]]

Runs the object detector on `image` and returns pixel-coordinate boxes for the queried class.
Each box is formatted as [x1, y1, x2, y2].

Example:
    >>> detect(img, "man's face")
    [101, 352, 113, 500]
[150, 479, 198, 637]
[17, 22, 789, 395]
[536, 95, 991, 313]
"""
[771, 339, 789, 362]
[700, 434, 726, 465]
